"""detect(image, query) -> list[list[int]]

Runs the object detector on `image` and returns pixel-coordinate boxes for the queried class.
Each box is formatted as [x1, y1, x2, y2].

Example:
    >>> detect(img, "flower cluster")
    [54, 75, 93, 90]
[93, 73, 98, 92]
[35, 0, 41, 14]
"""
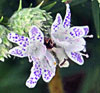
[7, 3, 93, 88]
[8, 4, 52, 36]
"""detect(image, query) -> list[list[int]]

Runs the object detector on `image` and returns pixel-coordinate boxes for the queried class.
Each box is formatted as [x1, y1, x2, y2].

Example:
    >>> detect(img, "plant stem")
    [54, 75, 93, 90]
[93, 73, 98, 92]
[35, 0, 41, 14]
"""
[48, 67, 64, 93]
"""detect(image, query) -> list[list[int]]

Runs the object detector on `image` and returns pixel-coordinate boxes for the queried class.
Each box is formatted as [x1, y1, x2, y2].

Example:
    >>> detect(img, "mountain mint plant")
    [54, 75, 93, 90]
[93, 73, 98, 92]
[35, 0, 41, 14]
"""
[1, 0, 93, 89]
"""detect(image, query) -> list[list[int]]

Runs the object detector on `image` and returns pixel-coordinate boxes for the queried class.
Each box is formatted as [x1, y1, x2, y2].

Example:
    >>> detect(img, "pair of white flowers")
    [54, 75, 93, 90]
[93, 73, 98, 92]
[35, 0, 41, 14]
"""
[7, 4, 93, 88]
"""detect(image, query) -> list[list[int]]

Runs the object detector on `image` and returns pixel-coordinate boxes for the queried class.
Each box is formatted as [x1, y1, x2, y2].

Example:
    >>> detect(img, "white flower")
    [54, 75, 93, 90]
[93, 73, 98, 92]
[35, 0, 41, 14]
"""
[51, 4, 93, 66]
[7, 26, 57, 88]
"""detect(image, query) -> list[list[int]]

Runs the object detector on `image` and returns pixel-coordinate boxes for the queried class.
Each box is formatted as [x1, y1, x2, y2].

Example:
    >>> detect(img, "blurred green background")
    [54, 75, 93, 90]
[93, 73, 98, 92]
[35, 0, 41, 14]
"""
[0, 0, 100, 93]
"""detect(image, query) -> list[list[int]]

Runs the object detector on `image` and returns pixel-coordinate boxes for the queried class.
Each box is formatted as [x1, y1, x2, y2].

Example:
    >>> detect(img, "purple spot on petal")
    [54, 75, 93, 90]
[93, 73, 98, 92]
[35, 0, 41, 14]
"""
[26, 38, 28, 41]
[20, 42, 22, 44]
[71, 52, 82, 63]
[21, 36, 24, 38]
[35, 77, 38, 80]
[9, 33, 12, 35]
[84, 27, 89, 35]
[23, 44, 26, 47]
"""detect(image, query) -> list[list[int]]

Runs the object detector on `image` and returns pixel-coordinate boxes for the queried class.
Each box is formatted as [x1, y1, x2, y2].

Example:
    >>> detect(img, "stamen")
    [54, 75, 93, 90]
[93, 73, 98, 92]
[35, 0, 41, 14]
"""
[28, 56, 32, 62]
[81, 53, 89, 58]
[84, 35, 93, 38]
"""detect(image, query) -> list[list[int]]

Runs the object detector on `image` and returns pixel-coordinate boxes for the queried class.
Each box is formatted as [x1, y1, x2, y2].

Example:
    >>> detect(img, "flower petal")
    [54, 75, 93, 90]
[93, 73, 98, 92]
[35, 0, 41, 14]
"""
[65, 51, 84, 65]
[41, 57, 56, 82]
[7, 32, 29, 48]
[9, 46, 27, 57]
[30, 43, 46, 60]
[26, 60, 42, 88]
[63, 4, 71, 29]
[51, 31, 70, 47]
[64, 38, 86, 52]
[52, 47, 69, 68]
[51, 13, 69, 47]
[45, 50, 57, 68]
[35, 44, 46, 60]
[51, 13, 62, 34]
[66, 26, 89, 39]
[29, 26, 44, 43]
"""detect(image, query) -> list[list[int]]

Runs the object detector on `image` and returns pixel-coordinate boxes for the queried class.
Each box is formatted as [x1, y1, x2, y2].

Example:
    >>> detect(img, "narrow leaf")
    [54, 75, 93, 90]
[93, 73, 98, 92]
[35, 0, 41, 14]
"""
[0, 16, 3, 23]
[71, 0, 87, 6]
[42, 1, 57, 11]
[18, 0, 22, 11]
[91, 0, 100, 38]
[62, 0, 68, 2]
[36, 0, 44, 8]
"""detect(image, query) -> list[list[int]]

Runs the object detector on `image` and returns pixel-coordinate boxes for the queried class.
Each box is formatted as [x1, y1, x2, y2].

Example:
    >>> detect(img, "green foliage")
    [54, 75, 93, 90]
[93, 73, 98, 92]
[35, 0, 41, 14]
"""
[91, 0, 100, 38]
[0, 16, 3, 23]
[71, 0, 88, 6]
[42, 1, 57, 11]
[18, 0, 22, 11]
[62, 0, 68, 3]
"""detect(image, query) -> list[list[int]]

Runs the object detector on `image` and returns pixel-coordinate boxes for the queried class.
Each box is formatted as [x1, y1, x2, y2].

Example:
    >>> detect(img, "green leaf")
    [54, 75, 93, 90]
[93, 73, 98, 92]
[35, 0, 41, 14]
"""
[36, 0, 44, 8]
[62, 0, 68, 2]
[0, 16, 3, 23]
[71, 0, 88, 6]
[91, 0, 100, 38]
[42, 1, 57, 11]
[18, 0, 22, 11]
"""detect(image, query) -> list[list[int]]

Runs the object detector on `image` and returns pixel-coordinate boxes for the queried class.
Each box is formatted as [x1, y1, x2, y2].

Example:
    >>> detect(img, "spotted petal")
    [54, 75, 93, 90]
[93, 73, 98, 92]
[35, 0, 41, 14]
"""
[9, 46, 27, 57]
[7, 32, 29, 48]
[41, 57, 56, 82]
[63, 4, 71, 29]
[65, 51, 84, 65]
[26, 60, 42, 88]
[29, 26, 44, 43]
[51, 13, 62, 34]
[66, 26, 89, 39]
